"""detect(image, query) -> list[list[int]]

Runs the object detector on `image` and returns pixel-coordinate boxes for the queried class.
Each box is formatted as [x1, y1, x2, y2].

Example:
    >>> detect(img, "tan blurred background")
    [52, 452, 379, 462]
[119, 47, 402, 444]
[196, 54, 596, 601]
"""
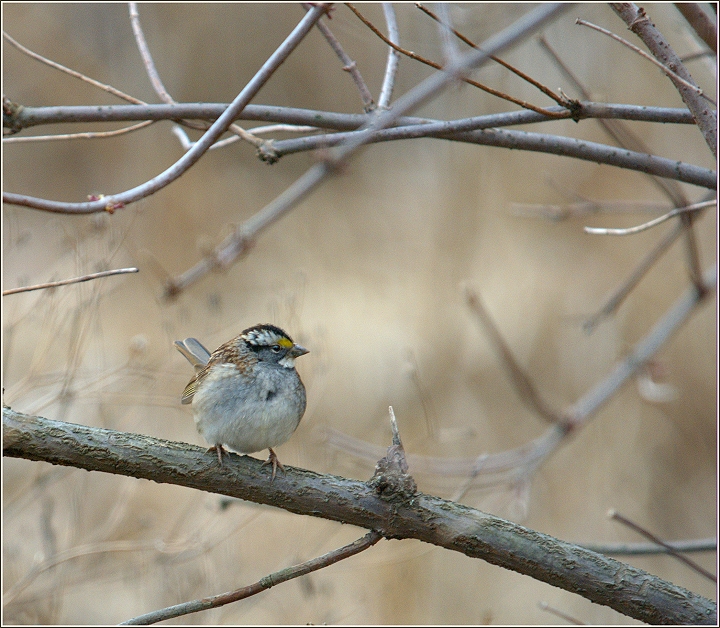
[3, 3, 716, 624]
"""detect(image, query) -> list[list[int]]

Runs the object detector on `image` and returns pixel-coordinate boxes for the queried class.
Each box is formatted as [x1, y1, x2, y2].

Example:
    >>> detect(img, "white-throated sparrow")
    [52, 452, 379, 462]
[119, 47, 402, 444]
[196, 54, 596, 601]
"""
[175, 324, 308, 478]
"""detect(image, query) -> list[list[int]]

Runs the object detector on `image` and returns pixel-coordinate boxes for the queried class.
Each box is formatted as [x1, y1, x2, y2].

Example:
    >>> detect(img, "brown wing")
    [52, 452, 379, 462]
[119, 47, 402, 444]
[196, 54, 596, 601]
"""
[180, 334, 250, 404]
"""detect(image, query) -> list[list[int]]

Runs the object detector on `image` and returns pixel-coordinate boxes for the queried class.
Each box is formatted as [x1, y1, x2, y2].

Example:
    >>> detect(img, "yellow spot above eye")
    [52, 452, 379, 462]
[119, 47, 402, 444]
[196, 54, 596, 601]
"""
[277, 337, 293, 349]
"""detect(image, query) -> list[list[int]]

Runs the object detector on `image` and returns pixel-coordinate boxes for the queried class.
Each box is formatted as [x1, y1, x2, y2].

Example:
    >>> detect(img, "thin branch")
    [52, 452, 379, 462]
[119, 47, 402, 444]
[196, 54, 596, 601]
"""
[584, 199, 715, 235]
[163, 3, 571, 297]
[325, 264, 716, 494]
[434, 3, 462, 66]
[537, 33, 708, 302]
[128, 0, 268, 150]
[5, 101, 696, 130]
[128, 2, 264, 148]
[320, 423, 566, 485]
[5, 122, 713, 214]
[346, 3, 568, 118]
[464, 289, 562, 425]
[674, 3, 717, 52]
[2, 121, 154, 143]
[4, 407, 716, 625]
[680, 210, 705, 292]
[4, 538, 197, 606]
[171, 123, 320, 152]
[537, 602, 585, 625]
[610, 3, 717, 157]
[537, 36, 692, 209]
[511, 198, 672, 220]
[584, 221, 685, 332]
[377, 3, 400, 109]
[569, 264, 716, 426]
[2, 268, 139, 296]
[580, 537, 717, 556]
[128, 2, 174, 104]
[303, 3, 375, 112]
[2, 31, 144, 105]
[576, 18, 714, 104]
[1, 5, 329, 214]
[681, 49, 715, 63]
[610, 510, 717, 582]
[121, 531, 383, 625]
[264, 124, 716, 189]
[416, 2, 568, 106]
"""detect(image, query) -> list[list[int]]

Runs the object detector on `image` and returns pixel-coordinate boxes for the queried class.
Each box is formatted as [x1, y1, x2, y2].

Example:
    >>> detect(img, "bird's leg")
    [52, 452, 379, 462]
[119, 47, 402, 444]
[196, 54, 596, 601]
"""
[207, 443, 228, 466]
[262, 447, 286, 480]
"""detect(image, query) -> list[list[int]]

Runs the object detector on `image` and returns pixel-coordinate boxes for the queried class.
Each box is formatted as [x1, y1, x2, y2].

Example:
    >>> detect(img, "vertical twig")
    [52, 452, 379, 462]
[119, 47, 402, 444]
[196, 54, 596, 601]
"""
[377, 3, 400, 109]
[303, 3, 375, 112]
[128, 2, 174, 103]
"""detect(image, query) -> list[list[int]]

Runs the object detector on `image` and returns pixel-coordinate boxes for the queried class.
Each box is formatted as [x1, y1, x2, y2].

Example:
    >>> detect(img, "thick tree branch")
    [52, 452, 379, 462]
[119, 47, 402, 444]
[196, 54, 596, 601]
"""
[3, 407, 716, 625]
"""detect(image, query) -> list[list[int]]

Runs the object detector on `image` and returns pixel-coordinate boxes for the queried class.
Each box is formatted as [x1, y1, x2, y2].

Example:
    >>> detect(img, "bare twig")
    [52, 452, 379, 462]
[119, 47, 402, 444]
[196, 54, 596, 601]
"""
[171, 123, 320, 152]
[164, 3, 570, 297]
[2, 268, 139, 296]
[6, 101, 696, 130]
[128, 1, 265, 149]
[538, 33, 708, 305]
[570, 264, 716, 425]
[346, 3, 568, 118]
[321, 423, 565, 485]
[610, 3, 717, 157]
[538, 601, 585, 625]
[674, 3, 717, 52]
[610, 510, 717, 582]
[680, 210, 705, 292]
[681, 49, 715, 63]
[416, 3, 568, 107]
[368, 407, 417, 497]
[4, 538, 196, 606]
[580, 537, 716, 556]
[3, 31, 144, 105]
[511, 198, 671, 220]
[2, 5, 329, 214]
[325, 265, 716, 494]
[2, 121, 154, 143]
[266, 123, 715, 189]
[584, 199, 715, 235]
[128, 2, 174, 104]
[576, 18, 714, 105]
[121, 531, 383, 625]
[537, 35, 691, 209]
[434, 3, 462, 65]
[6, 122, 713, 214]
[464, 288, 562, 425]
[584, 221, 685, 332]
[303, 3, 375, 112]
[377, 3, 400, 109]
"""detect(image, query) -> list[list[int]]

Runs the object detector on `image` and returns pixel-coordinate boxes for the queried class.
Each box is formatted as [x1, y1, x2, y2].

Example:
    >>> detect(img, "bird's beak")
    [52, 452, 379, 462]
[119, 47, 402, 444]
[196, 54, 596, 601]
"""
[291, 344, 309, 358]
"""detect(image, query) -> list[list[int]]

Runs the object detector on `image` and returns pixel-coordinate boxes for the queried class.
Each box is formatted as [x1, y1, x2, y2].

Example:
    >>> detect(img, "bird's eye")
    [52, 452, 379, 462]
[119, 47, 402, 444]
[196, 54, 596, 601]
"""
[271, 344, 281, 353]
